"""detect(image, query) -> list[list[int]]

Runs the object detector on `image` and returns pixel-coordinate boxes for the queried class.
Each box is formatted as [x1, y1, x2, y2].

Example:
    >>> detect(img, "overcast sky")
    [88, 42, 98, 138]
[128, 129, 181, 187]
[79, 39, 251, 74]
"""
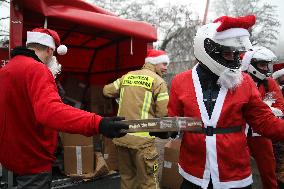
[1, 0, 284, 58]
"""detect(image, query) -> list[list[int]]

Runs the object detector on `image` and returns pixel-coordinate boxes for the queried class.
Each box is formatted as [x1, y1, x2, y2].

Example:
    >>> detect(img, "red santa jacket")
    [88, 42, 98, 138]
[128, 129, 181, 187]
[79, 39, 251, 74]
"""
[168, 65, 284, 189]
[247, 78, 284, 136]
[0, 54, 102, 175]
[259, 78, 284, 111]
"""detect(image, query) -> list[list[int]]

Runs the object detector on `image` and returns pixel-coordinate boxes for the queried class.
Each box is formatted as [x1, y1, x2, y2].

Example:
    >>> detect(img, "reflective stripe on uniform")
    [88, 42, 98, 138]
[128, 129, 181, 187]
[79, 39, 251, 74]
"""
[114, 79, 121, 90]
[141, 91, 152, 119]
[129, 91, 153, 138]
[117, 88, 124, 116]
[156, 92, 169, 102]
[128, 132, 152, 137]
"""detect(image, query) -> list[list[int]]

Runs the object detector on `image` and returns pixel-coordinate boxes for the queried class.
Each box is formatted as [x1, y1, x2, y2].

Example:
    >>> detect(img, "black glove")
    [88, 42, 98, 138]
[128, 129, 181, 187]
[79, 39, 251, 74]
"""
[149, 132, 171, 139]
[99, 117, 129, 138]
[170, 131, 178, 139]
[149, 131, 178, 139]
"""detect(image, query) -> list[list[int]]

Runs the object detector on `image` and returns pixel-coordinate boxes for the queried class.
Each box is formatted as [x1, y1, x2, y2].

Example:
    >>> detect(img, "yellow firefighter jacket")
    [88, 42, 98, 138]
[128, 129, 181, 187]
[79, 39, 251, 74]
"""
[103, 63, 169, 141]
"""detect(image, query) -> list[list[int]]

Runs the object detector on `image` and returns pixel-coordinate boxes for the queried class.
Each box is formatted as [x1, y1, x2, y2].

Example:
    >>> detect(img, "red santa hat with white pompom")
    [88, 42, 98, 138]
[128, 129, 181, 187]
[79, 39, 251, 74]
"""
[145, 49, 170, 66]
[26, 28, 67, 55]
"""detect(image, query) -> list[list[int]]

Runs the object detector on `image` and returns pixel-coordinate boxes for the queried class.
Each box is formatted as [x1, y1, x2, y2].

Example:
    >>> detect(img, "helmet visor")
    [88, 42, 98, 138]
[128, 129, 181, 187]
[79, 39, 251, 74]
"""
[251, 59, 273, 76]
[204, 38, 246, 69]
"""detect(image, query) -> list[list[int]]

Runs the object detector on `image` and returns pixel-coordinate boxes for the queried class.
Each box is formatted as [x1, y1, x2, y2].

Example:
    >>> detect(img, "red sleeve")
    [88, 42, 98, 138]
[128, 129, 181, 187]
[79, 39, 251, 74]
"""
[268, 78, 284, 112]
[168, 75, 184, 117]
[26, 63, 102, 136]
[245, 77, 284, 141]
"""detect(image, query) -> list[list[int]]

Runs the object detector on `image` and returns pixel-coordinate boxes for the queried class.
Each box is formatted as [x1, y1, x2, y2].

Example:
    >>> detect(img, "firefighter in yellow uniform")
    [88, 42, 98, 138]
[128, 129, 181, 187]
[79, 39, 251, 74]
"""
[103, 49, 170, 189]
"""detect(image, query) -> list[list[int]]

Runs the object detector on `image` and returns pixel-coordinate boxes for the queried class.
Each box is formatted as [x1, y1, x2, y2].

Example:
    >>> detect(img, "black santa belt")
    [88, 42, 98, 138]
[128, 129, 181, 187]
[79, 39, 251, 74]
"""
[192, 126, 242, 136]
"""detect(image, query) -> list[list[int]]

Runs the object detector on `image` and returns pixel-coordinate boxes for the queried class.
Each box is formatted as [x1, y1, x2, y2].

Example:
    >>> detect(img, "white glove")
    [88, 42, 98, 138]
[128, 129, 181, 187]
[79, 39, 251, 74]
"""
[270, 107, 283, 117]
[46, 56, 62, 78]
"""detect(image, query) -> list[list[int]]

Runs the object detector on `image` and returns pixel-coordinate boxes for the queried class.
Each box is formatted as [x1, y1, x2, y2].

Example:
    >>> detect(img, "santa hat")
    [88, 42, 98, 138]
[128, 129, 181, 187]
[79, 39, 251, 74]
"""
[272, 63, 284, 79]
[213, 15, 256, 41]
[26, 28, 67, 55]
[145, 49, 170, 66]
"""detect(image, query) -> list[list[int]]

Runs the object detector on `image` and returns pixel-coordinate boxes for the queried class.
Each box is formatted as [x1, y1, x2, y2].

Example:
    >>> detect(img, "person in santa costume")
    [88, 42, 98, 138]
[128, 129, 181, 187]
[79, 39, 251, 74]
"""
[241, 46, 284, 189]
[168, 14, 284, 189]
[0, 28, 128, 189]
[272, 63, 284, 188]
[273, 63, 284, 96]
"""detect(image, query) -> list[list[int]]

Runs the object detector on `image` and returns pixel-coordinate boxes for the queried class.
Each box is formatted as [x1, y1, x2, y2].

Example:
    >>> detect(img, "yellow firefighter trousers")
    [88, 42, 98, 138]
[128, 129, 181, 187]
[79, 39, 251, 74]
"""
[116, 142, 159, 189]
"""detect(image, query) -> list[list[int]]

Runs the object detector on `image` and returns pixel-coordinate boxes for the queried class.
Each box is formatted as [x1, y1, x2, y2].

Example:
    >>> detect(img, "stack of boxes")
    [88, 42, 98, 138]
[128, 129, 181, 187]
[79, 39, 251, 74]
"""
[60, 78, 114, 178]
[161, 139, 183, 189]
[102, 137, 119, 171]
[90, 85, 119, 172]
[62, 133, 94, 177]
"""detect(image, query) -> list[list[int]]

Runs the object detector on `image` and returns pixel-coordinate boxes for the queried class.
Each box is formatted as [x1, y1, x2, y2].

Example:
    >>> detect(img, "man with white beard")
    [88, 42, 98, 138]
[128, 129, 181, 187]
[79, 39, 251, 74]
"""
[167, 15, 284, 189]
[46, 56, 62, 78]
[0, 28, 129, 188]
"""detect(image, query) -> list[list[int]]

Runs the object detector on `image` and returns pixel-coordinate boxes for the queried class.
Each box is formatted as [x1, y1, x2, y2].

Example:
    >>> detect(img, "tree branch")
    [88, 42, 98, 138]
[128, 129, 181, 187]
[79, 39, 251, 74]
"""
[0, 17, 9, 20]
[0, 29, 9, 33]
[0, 0, 9, 4]
[160, 28, 184, 50]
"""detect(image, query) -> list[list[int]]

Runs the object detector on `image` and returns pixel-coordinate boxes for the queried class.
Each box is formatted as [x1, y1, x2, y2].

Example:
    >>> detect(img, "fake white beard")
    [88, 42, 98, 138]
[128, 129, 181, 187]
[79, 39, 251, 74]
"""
[217, 68, 243, 90]
[46, 56, 62, 78]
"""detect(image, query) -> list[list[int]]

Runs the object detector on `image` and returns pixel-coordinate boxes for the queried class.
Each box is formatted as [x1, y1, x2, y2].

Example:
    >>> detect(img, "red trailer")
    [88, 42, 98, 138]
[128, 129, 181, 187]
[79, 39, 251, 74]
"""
[0, 47, 8, 68]
[9, 0, 157, 84]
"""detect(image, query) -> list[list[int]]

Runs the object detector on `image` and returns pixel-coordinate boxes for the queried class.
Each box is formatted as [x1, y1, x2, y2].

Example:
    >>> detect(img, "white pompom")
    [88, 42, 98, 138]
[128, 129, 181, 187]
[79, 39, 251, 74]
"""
[57, 45, 67, 55]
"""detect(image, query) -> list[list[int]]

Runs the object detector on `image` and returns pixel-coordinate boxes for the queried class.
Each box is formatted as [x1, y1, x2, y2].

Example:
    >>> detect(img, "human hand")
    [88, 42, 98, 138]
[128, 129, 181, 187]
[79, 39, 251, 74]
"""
[99, 117, 129, 138]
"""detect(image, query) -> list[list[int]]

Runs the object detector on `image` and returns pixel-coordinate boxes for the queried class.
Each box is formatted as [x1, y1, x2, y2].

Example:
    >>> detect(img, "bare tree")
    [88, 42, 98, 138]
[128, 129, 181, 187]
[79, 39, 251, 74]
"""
[213, 0, 280, 48]
[89, 0, 200, 63]
[0, 0, 10, 45]
[0, 0, 9, 5]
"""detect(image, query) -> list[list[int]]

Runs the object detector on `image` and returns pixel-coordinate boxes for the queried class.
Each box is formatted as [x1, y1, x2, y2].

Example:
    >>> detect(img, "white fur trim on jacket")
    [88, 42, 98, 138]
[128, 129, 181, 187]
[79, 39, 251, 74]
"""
[26, 31, 56, 50]
[179, 165, 253, 189]
[145, 54, 170, 65]
[191, 65, 233, 188]
[272, 68, 284, 79]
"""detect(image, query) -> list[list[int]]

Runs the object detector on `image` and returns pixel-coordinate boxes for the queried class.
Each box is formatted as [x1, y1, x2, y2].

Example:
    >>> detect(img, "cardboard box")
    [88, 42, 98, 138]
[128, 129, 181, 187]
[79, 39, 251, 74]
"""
[94, 152, 110, 177]
[93, 135, 102, 152]
[161, 139, 183, 189]
[102, 137, 118, 171]
[62, 133, 93, 146]
[64, 145, 94, 176]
